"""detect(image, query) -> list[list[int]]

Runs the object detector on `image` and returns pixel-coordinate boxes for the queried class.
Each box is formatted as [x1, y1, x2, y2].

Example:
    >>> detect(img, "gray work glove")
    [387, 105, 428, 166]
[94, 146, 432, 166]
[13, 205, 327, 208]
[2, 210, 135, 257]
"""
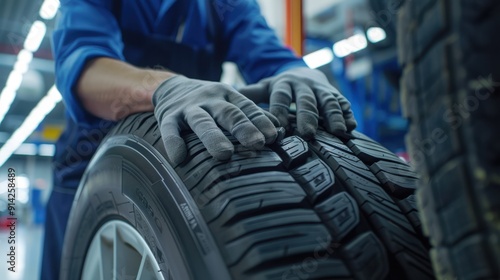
[239, 67, 357, 138]
[153, 75, 279, 165]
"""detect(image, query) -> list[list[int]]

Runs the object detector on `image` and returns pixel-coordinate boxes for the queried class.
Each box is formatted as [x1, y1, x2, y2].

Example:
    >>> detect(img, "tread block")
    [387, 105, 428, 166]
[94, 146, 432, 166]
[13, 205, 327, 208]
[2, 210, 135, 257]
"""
[347, 139, 403, 165]
[275, 136, 310, 169]
[248, 258, 351, 280]
[397, 6, 415, 65]
[412, 0, 435, 20]
[430, 159, 479, 245]
[429, 247, 456, 280]
[417, 39, 448, 93]
[350, 130, 377, 144]
[342, 232, 389, 280]
[290, 159, 335, 202]
[416, 0, 447, 61]
[370, 161, 417, 198]
[223, 224, 329, 267]
[396, 195, 423, 234]
[180, 150, 283, 190]
[417, 186, 444, 246]
[198, 172, 306, 222]
[313, 140, 379, 184]
[452, 235, 496, 279]
[422, 103, 462, 173]
[215, 209, 324, 266]
[315, 192, 359, 241]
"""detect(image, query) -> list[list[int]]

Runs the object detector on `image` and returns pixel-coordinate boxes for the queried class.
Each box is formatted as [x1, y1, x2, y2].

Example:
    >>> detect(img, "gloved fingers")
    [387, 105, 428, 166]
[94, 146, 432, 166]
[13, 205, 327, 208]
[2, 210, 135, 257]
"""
[227, 93, 278, 145]
[185, 108, 234, 161]
[336, 95, 357, 131]
[269, 80, 293, 129]
[159, 121, 188, 166]
[294, 83, 319, 139]
[316, 90, 347, 134]
[237, 83, 269, 104]
[261, 109, 280, 127]
[247, 112, 278, 145]
[205, 101, 266, 149]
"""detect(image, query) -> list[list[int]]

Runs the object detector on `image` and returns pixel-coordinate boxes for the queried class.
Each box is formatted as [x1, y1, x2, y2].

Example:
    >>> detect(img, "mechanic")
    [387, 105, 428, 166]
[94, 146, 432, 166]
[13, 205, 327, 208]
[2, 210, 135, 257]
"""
[41, 0, 357, 279]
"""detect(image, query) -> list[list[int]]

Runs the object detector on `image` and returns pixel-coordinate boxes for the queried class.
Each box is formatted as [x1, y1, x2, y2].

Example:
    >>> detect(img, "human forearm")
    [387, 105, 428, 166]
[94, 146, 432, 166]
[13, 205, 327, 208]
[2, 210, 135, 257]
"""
[76, 57, 175, 121]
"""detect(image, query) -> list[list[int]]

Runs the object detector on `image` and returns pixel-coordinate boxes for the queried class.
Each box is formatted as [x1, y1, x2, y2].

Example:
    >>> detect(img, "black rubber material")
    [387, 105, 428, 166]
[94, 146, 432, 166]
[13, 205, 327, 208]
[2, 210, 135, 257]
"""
[398, 1, 500, 279]
[61, 112, 434, 279]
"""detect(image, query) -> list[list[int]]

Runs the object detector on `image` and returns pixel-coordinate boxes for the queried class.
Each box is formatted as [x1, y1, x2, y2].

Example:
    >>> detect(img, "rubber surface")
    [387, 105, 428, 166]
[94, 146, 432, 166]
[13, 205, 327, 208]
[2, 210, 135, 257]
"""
[398, 1, 500, 279]
[62, 112, 434, 279]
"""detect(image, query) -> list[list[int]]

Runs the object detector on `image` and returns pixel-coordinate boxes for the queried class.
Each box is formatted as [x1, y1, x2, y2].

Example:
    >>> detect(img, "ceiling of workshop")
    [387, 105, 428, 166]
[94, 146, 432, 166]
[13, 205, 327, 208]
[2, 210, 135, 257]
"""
[0, 0, 64, 145]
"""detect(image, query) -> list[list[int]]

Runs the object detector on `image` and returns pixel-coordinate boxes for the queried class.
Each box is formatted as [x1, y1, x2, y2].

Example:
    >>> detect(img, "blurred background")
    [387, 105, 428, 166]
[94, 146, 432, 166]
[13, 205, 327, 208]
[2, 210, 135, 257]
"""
[0, 0, 406, 279]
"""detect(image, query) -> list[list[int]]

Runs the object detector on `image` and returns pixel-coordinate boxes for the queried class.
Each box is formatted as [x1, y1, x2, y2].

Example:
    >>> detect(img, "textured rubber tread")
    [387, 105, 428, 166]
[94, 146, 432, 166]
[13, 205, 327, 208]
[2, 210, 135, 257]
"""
[311, 131, 434, 279]
[396, 195, 424, 236]
[274, 135, 310, 169]
[342, 232, 388, 280]
[290, 159, 335, 203]
[314, 192, 359, 242]
[398, 0, 500, 279]
[108, 112, 434, 279]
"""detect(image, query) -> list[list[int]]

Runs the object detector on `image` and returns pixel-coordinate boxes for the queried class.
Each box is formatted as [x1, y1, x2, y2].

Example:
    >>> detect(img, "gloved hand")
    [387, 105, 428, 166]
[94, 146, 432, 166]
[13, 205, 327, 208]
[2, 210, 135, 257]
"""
[153, 75, 279, 165]
[239, 67, 357, 138]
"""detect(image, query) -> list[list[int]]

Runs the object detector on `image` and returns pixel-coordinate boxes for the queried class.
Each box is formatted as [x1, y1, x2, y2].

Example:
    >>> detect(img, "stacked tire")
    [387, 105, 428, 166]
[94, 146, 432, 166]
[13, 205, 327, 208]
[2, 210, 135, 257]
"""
[398, 1, 500, 279]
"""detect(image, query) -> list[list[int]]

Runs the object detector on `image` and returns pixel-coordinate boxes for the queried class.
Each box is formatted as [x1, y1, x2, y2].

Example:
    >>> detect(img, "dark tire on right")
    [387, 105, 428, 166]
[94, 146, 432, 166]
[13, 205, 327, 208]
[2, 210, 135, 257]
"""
[398, 1, 500, 279]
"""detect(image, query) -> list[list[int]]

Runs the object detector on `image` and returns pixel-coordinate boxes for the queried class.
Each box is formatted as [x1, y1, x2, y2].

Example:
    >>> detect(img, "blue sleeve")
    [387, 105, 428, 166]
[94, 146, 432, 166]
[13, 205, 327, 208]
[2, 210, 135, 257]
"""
[53, 0, 125, 127]
[219, 0, 307, 84]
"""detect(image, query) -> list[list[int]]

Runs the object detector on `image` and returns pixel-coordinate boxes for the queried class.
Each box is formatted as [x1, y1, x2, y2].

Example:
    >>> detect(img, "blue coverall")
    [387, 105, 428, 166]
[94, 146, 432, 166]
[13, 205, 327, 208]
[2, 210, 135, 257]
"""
[42, 0, 306, 279]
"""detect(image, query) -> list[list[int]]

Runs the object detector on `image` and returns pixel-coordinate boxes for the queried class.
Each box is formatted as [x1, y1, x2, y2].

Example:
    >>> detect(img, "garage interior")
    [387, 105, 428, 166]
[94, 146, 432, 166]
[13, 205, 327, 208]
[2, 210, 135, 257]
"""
[0, 0, 498, 279]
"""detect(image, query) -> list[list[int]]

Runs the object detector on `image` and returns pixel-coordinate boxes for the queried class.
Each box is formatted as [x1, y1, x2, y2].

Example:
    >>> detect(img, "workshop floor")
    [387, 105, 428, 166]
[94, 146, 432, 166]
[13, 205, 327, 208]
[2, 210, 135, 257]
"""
[0, 224, 44, 280]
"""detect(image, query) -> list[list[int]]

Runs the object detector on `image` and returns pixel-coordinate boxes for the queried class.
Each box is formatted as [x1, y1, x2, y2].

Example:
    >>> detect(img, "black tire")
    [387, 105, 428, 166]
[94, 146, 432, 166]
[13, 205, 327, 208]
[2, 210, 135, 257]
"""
[60, 112, 434, 280]
[397, 1, 500, 279]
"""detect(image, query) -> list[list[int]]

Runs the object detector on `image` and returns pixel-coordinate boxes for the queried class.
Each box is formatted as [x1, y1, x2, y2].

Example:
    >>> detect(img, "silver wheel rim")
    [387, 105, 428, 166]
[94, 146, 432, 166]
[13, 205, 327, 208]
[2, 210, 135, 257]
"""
[82, 220, 165, 280]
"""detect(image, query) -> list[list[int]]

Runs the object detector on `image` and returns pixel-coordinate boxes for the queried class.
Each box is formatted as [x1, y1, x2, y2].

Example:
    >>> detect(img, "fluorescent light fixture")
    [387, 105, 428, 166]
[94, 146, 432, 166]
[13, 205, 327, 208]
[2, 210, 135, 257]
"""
[14, 143, 38, 156]
[6, 70, 24, 91]
[366, 27, 387, 43]
[303, 47, 334, 69]
[333, 33, 368, 58]
[14, 50, 33, 74]
[14, 60, 30, 74]
[17, 176, 30, 189]
[38, 144, 56, 156]
[0, 52, 31, 125]
[0, 88, 17, 124]
[40, 0, 60, 20]
[0, 85, 62, 167]
[24, 21, 47, 52]
[17, 176, 30, 203]
[17, 49, 33, 64]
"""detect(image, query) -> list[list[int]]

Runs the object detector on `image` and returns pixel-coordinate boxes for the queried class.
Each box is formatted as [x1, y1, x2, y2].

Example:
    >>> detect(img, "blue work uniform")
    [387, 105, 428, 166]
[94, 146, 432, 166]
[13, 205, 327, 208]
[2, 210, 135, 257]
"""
[42, 0, 306, 279]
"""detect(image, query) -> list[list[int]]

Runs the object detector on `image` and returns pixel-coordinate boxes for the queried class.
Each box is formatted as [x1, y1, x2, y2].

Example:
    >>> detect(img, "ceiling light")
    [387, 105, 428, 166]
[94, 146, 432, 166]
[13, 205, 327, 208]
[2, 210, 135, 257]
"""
[0, 88, 17, 124]
[14, 143, 38, 156]
[303, 48, 334, 69]
[38, 144, 56, 157]
[17, 50, 33, 64]
[333, 33, 368, 58]
[0, 85, 62, 167]
[14, 60, 30, 74]
[366, 27, 387, 43]
[24, 21, 47, 52]
[40, 0, 60, 20]
[6, 70, 24, 91]
[17, 176, 30, 189]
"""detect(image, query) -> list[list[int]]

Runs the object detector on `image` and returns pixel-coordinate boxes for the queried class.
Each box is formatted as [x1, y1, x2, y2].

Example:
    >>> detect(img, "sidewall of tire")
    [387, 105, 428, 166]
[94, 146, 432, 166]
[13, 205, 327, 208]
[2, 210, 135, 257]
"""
[59, 135, 230, 280]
